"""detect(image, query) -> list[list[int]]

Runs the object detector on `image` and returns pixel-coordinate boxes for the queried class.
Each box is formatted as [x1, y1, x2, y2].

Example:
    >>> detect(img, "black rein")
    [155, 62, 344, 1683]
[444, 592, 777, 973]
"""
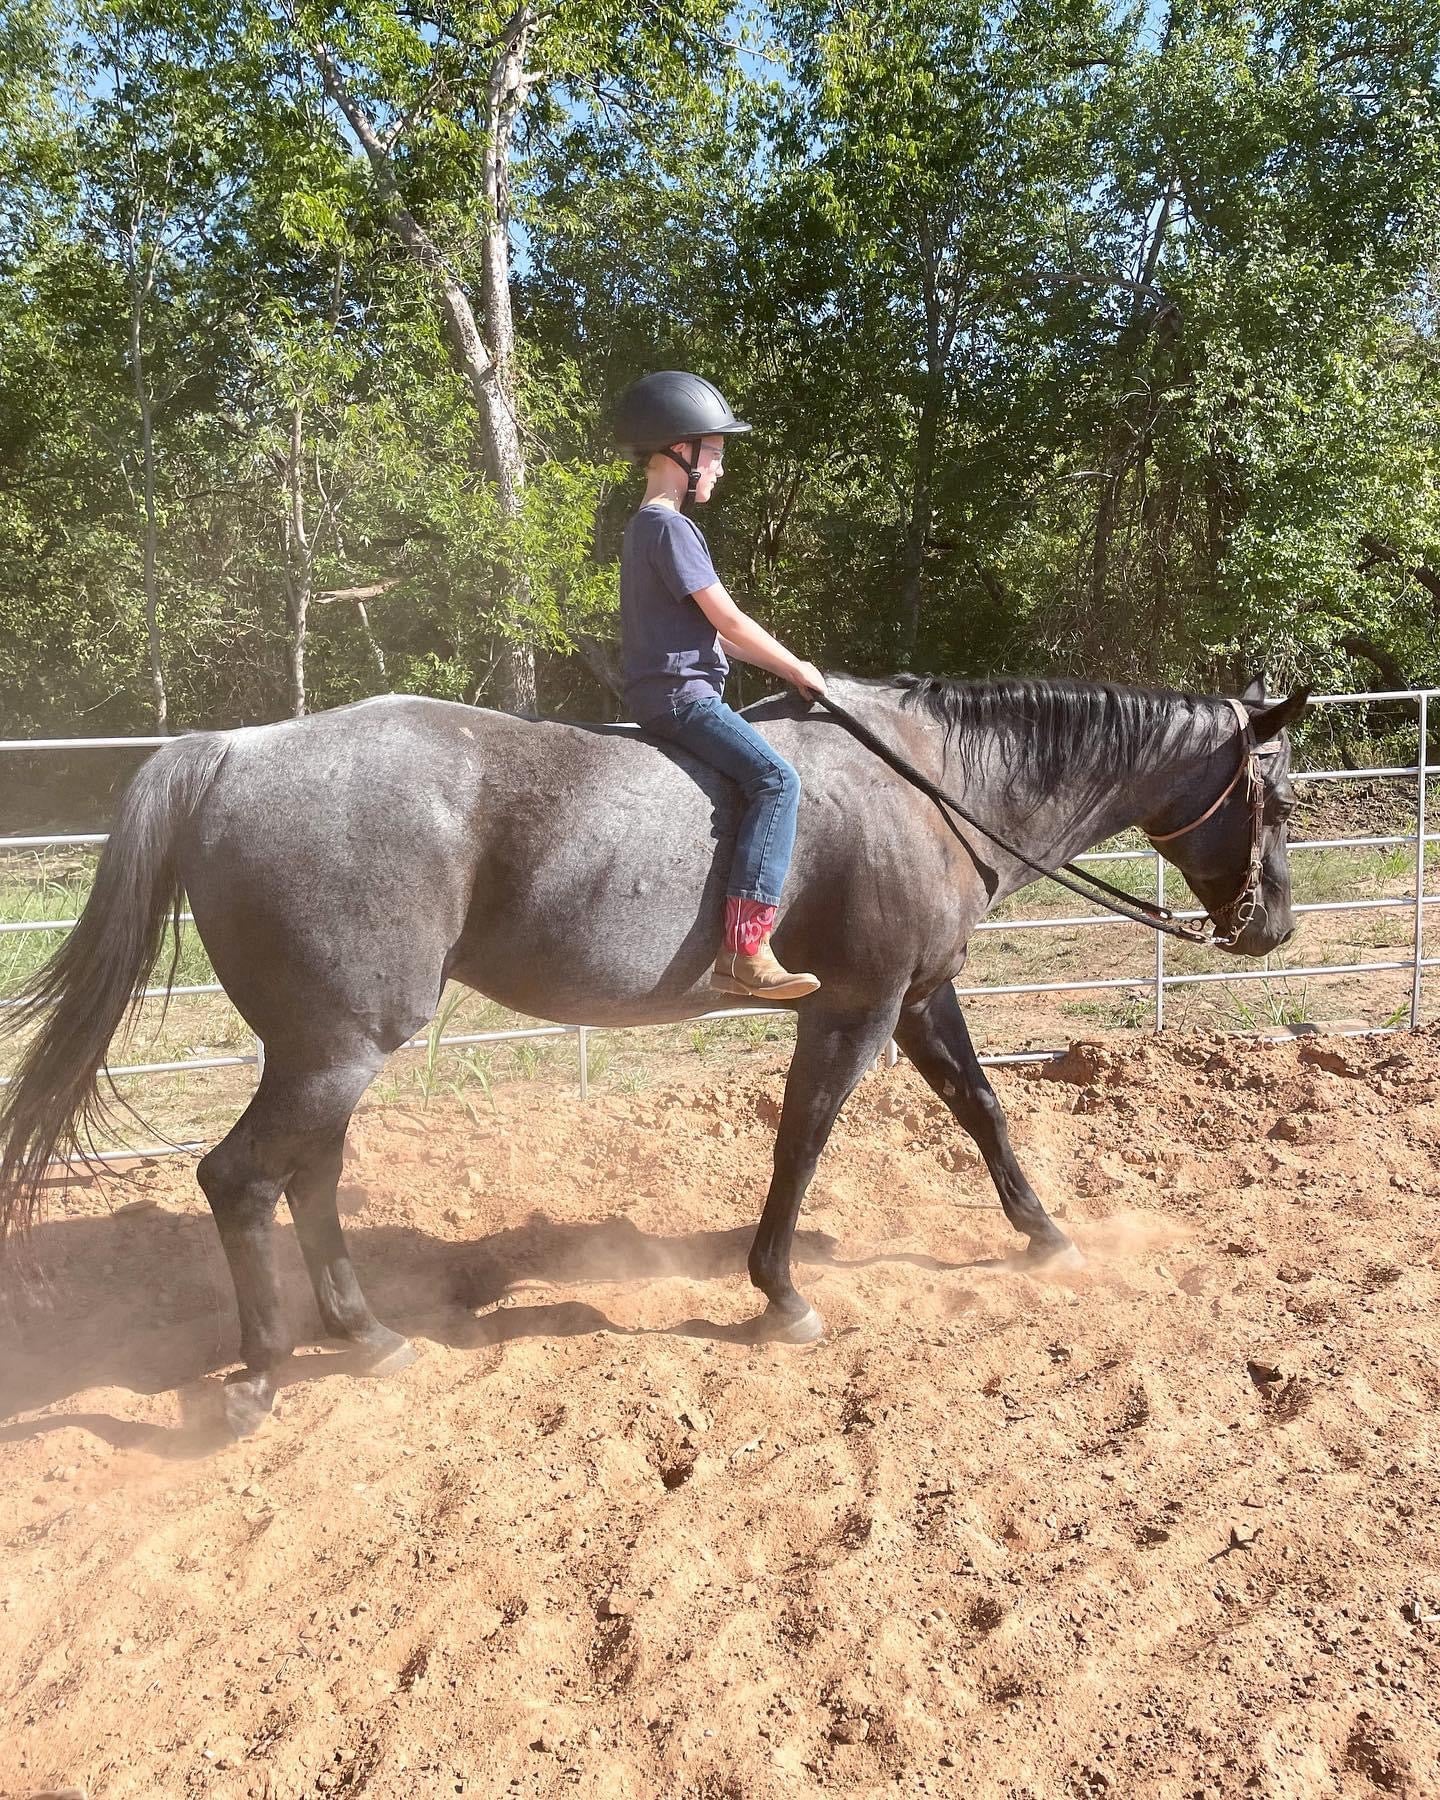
[808, 689, 1231, 946]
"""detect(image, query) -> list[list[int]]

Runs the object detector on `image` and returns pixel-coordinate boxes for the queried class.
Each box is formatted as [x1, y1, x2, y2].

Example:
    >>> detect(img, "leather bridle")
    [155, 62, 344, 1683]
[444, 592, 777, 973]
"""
[1144, 697, 1280, 947]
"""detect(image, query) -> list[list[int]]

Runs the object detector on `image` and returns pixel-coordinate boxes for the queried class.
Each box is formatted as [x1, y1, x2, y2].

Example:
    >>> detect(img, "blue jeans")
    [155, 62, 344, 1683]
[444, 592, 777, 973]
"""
[643, 694, 800, 906]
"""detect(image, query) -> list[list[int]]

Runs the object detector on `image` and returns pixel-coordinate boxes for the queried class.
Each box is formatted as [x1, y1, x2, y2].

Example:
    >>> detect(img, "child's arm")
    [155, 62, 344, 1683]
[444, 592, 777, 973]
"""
[694, 582, 826, 697]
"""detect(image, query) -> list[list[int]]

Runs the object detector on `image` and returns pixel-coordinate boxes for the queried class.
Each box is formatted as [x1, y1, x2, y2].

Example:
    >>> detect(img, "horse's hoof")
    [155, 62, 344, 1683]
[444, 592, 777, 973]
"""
[753, 1304, 825, 1345]
[1029, 1237, 1084, 1272]
[358, 1329, 419, 1377]
[223, 1373, 276, 1438]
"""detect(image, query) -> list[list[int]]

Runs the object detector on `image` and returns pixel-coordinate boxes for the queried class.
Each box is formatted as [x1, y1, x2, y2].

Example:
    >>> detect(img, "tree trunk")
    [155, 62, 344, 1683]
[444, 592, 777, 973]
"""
[899, 210, 966, 670]
[480, 7, 538, 713]
[1080, 178, 1180, 673]
[746, 470, 802, 591]
[1339, 633, 1408, 691]
[354, 601, 387, 684]
[899, 354, 944, 668]
[311, 33, 537, 713]
[574, 633, 625, 706]
[283, 398, 311, 717]
[126, 227, 168, 733]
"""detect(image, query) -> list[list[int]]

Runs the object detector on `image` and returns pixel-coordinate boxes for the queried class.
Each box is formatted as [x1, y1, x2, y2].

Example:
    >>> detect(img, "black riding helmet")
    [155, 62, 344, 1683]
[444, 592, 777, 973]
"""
[613, 370, 751, 509]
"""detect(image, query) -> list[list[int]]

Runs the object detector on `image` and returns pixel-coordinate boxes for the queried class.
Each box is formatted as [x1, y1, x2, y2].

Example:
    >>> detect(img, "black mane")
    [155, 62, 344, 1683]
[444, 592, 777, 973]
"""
[893, 673, 1206, 798]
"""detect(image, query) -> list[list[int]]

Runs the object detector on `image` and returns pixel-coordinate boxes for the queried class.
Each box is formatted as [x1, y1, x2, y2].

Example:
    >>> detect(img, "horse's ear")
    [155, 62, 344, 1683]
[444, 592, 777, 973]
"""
[1240, 675, 1268, 706]
[1248, 684, 1311, 742]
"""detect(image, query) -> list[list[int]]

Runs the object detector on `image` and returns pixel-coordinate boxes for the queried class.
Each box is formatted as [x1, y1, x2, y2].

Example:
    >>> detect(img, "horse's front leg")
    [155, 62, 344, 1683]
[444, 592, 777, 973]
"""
[895, 982, 1076, 1263]
[746, 1002, 900, 1341]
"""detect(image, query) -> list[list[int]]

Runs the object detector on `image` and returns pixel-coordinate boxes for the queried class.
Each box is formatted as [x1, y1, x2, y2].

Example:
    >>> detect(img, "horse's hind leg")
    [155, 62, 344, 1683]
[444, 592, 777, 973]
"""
[282, 1130, 414, 1368]
[285, 1128, 416, 1374]
[746, 1003, 900, 1341]
[895, 983, 1074, 1263]
[198, 1056, 384, 1436]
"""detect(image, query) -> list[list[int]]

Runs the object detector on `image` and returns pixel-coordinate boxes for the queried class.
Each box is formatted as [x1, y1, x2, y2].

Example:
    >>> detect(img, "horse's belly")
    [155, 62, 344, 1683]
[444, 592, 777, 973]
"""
[447, 896, 729, 1026]
[447, 814, 735, 1024]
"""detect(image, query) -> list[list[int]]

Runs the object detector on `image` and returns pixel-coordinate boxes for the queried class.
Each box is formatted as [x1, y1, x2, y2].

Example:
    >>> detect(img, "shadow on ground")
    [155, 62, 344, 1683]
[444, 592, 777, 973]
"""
[0, 1204, 980, 1453]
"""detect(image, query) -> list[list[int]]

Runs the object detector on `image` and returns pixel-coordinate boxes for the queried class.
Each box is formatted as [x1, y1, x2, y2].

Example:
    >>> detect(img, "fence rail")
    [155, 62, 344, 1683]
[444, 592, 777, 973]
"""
[2, 688, 1434, 1165]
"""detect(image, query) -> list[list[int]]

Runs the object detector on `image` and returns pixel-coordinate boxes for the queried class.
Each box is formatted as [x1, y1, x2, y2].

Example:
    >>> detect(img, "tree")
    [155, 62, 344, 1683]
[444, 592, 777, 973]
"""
[2, 0, 1437, 738]
[75, 0, 260, 728]
[267, 0, 741, 713]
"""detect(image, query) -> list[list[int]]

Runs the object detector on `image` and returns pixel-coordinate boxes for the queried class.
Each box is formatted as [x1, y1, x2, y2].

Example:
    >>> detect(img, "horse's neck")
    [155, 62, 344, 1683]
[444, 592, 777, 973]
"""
[965, 704, 1225, 903]
[850, 685, 1226, 893]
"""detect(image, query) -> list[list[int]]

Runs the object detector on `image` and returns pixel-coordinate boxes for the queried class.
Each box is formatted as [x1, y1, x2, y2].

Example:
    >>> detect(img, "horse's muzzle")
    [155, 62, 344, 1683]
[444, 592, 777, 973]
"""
[1228, 918, 1296, 957]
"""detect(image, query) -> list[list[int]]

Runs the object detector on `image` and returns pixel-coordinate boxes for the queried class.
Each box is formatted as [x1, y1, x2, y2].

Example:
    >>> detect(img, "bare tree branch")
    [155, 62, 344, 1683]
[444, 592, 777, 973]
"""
[315, 580, 402, 604]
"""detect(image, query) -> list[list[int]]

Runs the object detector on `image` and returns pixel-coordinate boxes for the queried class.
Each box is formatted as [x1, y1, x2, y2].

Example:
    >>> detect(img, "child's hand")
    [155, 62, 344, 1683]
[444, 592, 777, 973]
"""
[791, 662, 827, 698]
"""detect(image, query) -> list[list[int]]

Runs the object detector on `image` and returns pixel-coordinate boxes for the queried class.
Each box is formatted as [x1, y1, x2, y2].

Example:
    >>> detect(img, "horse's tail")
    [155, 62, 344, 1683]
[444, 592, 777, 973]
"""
[0, 732, 231, 1245]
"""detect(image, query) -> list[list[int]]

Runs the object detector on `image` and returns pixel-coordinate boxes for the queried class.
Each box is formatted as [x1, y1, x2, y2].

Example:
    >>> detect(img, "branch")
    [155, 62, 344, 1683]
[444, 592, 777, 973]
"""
[308, 34, 504, 407]
[381, 52, 446, 154]
[311, 42, 407, 203]
[640, 0, 761, 60]
[172, 482, 253, 505]
[315, 580, 402, 604]
[1358, 531, 1440, 606]
[1135, 175, 1178, 295]
[1322, 38, 1412, 71]
[1338, 634, 1409, 690]
[1020, 266, 1179, 319]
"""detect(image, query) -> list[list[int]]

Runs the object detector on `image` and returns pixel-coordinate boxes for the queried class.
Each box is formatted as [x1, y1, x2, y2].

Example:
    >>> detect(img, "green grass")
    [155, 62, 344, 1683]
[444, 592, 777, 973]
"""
[1219, 977, 1317, 1032]
[1, 851, 216, 997]
[1061, 993, 1153, 1030]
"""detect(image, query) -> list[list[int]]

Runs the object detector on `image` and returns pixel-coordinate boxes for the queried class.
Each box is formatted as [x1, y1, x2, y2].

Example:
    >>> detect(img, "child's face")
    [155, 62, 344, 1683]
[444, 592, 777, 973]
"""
[693, 436, 727, 503]
[664, 436, 727, 504]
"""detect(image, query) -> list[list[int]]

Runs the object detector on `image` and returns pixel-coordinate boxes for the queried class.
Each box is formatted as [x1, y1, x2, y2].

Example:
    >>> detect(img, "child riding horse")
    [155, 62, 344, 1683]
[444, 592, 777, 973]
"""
[614, 370, 826, 1001]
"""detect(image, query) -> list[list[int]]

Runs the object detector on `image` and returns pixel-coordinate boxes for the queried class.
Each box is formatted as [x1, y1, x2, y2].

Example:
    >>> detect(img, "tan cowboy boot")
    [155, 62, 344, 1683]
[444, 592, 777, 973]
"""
[710, 934, 821, 1001]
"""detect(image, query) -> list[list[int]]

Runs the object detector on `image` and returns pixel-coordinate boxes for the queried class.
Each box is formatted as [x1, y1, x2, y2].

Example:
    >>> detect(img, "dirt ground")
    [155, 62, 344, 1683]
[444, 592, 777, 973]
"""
[2, 1026, 1439, 1800]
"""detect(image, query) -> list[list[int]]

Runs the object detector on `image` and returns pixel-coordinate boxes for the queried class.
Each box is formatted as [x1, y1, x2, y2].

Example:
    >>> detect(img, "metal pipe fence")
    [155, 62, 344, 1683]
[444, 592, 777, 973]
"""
[1, 688, 1434, 1165]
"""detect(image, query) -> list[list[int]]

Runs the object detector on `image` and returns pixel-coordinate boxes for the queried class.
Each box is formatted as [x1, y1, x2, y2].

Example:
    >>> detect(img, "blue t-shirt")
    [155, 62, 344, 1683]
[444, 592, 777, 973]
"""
[619, 503, 728, 723]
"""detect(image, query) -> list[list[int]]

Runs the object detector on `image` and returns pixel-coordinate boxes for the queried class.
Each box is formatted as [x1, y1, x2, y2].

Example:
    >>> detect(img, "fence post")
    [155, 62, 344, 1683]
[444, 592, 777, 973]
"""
[1154, 853, 1166, 1031]
[254, 1036, 265, 1085]
[577, 1025, 590, 1100]
[1413, 692, 1429, 1029]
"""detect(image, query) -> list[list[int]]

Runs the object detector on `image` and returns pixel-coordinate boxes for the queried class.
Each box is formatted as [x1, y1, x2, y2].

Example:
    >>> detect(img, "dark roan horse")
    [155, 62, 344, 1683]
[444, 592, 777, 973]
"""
[0, 673, 1306, 1435]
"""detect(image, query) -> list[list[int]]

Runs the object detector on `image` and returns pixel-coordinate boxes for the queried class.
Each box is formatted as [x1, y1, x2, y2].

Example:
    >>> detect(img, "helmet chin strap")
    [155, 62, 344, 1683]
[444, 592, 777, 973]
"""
[659, 442, 702, 512]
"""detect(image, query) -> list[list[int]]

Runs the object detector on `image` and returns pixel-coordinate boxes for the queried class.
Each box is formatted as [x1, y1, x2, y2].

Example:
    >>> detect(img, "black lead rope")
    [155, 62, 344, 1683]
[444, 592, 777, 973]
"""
[808, 690, 1213, 945]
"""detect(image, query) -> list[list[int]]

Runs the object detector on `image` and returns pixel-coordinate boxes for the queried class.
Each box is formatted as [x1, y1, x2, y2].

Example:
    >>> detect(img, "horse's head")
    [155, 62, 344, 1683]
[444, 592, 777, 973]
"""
[1146, 678, 1310, 957]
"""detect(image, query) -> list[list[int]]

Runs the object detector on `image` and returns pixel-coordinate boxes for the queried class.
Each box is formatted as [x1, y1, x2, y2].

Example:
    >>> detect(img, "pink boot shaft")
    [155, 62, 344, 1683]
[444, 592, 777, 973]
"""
[724, 896, 777, 956]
